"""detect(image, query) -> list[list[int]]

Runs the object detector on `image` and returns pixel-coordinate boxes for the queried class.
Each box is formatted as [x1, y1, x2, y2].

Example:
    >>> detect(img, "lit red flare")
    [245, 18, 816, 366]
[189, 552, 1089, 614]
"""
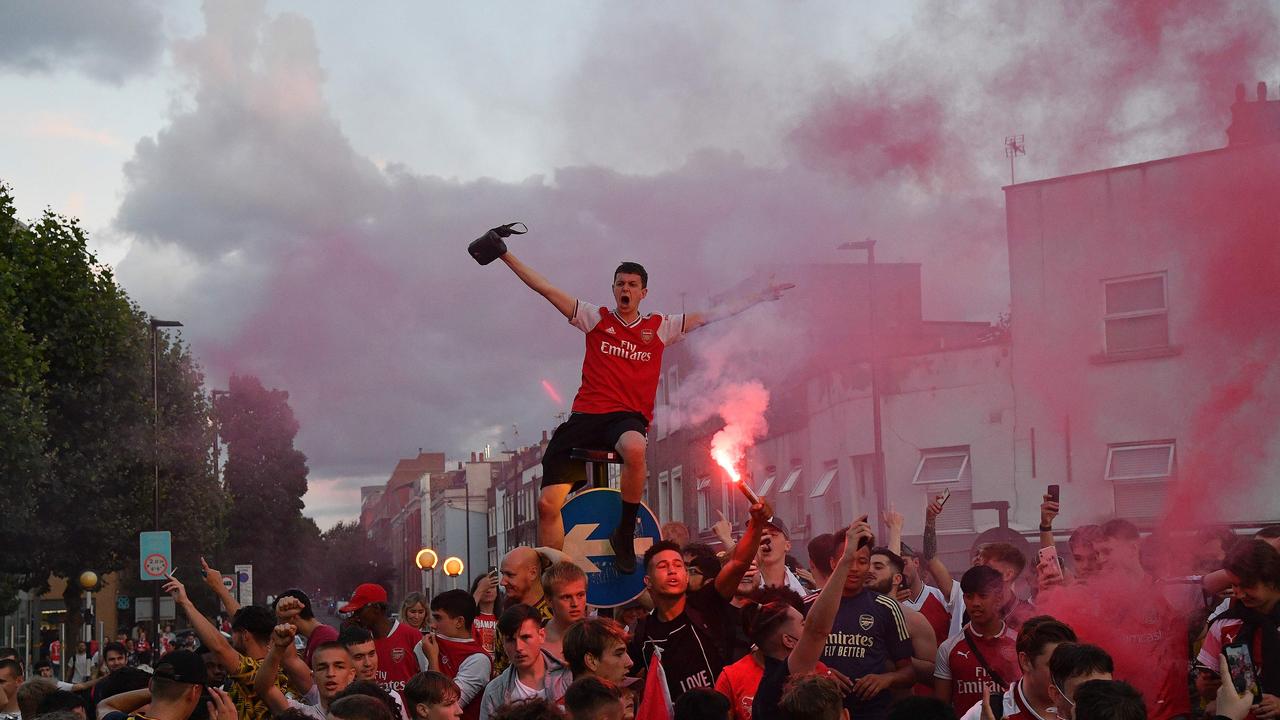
[712, 446, 760, 505]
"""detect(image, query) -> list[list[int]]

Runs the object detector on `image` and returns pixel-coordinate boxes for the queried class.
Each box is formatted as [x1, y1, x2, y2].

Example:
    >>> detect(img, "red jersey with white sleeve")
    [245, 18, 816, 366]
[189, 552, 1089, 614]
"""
[374, 620, 425, 698]
[935, 623, 1021, 717]
[568, 301, 685, 422]
[904, 584, 953, 650]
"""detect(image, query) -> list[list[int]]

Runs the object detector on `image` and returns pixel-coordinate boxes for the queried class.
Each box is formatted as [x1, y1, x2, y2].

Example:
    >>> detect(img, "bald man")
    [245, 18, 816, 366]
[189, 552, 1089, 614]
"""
[492, 547, 555, 677]
[499, 548, 552, 618]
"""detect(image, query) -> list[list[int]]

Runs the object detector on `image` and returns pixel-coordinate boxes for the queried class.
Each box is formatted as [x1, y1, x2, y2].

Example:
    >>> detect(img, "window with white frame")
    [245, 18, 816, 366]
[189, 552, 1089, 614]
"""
[758, 467, 777, 497]
[778, 465, 802, 493]
[658, 471, 671, 523]
[913, 447, 974, 532]
[1103, 273, 1169, 354]
[697, 477, 711, 530]
[809, 461, 841, 533]
[1107, 441, 1175, 519]
[670, 466, 684, 523]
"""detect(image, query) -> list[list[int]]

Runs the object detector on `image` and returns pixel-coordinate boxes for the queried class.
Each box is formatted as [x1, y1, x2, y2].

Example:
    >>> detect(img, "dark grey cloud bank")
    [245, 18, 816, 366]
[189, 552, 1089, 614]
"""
[112, 1, 1279, 525]
[0, 0, 163, 83]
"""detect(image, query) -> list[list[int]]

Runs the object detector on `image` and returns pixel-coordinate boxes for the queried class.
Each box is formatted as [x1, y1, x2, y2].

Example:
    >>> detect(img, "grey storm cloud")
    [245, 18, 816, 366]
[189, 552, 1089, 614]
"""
[113, 0, 1279, 524]
[0, 0, 164, 83]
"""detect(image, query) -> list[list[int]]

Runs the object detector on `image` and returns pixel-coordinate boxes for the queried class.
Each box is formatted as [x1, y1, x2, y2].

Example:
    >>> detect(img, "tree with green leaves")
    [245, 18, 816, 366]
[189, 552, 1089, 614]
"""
[0, 182, 225, 628]
[219, 373, 314, 601]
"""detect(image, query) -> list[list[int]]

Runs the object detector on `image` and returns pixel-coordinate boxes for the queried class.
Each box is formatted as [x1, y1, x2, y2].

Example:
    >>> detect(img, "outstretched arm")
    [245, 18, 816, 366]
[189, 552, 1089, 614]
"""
[164, 574, 241, 672]
[923, 497, 955, 597]
[200, 557, 241, 616]
[500, 251, 576, 319]
[684, 281, 793, 333]
[715, 500, 772, 599]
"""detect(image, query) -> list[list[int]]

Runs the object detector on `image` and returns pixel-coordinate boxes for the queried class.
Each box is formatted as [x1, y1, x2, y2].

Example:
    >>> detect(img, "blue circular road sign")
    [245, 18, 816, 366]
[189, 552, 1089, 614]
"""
[560, 488, 660, 608]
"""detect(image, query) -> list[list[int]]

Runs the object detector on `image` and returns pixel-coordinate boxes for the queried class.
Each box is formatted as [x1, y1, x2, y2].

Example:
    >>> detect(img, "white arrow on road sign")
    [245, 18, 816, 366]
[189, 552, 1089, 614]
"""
[564, 523, 654, 573]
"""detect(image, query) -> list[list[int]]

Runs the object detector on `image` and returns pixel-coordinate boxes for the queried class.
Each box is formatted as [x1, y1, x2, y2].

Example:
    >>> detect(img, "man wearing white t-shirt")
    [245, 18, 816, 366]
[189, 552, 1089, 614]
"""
[478, 604, 572, 720]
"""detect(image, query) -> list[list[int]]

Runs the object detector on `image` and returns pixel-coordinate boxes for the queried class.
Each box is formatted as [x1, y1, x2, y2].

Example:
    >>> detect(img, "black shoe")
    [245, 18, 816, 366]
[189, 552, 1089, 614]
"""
[610, 527, 637, 574]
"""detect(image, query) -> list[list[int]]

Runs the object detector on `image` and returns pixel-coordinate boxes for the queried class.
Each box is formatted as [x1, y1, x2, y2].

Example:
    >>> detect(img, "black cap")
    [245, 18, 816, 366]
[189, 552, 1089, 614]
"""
[764, 516, 790, 539]
[152, 651, 208, 686]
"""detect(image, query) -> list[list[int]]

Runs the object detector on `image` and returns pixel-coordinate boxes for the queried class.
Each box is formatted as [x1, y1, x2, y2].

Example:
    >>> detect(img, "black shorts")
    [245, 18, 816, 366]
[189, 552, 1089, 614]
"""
[540, 411, 648, 490]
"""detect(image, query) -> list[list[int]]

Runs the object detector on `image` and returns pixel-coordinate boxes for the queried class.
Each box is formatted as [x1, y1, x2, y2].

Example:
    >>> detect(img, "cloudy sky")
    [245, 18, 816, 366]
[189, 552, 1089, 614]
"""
[3, 0, 1275, 529]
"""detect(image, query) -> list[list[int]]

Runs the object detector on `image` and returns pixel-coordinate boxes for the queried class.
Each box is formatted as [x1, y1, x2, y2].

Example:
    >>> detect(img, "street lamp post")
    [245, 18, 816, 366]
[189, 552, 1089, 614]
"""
[442, 557, 464, 591]
[415, 548, 438, 600]
[837, 241, 887, 538]
[150, 318, 182, 645]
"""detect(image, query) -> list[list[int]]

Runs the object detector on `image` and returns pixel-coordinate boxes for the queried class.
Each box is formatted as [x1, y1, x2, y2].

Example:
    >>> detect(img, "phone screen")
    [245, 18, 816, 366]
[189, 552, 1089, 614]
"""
[1225, 643, 1259, 696]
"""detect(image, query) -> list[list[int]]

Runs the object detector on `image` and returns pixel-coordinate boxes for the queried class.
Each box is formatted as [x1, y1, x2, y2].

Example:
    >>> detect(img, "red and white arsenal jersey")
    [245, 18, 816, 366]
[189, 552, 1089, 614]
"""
[935, 624, 1020, 717]
[374, 620, 424, 698]
[905, 584, 953, 650]
[569, 301, 685, 421]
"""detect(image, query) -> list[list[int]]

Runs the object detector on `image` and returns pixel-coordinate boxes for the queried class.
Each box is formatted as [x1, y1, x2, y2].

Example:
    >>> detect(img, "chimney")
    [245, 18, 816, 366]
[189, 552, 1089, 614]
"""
[542, 430, 549, 442]
[1226, 81, 1280, 146]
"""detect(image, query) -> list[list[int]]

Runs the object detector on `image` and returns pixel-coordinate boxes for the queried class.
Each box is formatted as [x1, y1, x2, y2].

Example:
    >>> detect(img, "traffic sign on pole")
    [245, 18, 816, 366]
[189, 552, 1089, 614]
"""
[235, 564, 253, 606]
[139, 532, 172, 581]
[560, 489, 659, 608]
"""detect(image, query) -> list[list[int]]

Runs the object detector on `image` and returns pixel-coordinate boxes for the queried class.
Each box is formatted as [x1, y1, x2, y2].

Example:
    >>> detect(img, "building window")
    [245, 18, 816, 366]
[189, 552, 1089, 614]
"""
[809, 463, 838, 499]
[655, 376, 667, 440]
[697, 477, 711, 530]
[658, 471, 671, 523]
[809, 461, 841, 533]
[1103, 273, 1169, 354]
[778, 466, 802, 493]
[1107, 441, 1175, 519]
[667, 366, 680, 402]
[758, 467, 777, 496]
[670, 466, 684, 523]
[913, 447, 974, 532]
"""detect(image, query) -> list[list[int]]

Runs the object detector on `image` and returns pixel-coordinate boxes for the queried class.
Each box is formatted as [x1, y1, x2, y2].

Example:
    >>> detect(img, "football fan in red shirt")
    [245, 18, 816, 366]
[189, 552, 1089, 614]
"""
[499, 250, 790, 572]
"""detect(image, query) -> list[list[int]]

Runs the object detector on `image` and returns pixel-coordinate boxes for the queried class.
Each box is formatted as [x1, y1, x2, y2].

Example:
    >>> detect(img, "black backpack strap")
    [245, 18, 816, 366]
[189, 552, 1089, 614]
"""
[963, 629, 1009, 689]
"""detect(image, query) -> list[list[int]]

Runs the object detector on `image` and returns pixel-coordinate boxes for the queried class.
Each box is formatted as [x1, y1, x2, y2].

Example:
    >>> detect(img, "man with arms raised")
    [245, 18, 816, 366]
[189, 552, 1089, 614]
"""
[254, 625, 354, 720]
[886, 509, 954, 645]
[164, 573, 287, 720]
[628, 499, 771, 703]
[496, 245, 788, 572]
[274, 589, 340, 668]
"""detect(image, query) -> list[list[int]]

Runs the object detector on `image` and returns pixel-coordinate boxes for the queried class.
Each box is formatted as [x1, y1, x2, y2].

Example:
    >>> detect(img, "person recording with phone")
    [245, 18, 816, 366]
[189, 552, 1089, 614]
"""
[1196, 540, 1280, 720]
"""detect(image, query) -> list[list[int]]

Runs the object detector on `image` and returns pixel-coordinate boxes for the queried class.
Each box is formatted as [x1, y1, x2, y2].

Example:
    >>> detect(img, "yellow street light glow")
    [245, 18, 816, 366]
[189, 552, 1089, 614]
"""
[415, 548, 439, 570]
[442, 556, 465, 577]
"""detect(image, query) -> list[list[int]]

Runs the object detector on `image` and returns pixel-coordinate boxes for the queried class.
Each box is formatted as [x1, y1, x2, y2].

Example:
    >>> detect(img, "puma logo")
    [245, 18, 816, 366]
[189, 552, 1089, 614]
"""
[956, 650, 970, 659]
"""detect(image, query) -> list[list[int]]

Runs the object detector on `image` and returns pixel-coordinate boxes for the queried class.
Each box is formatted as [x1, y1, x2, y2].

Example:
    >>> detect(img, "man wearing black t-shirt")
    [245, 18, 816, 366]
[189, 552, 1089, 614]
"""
[818, 524, 914, 720]
[628, 499, 771, 703]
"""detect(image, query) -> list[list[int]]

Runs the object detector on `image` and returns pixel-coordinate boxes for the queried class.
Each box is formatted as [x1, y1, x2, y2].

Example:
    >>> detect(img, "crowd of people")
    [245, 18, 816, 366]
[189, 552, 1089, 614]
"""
[1, 494, 1278, 720]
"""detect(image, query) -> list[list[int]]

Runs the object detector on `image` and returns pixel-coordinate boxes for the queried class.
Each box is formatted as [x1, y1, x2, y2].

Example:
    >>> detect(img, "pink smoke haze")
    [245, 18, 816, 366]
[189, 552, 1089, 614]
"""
[709, 380, 770, 485]
[105, 1, 1280, 535]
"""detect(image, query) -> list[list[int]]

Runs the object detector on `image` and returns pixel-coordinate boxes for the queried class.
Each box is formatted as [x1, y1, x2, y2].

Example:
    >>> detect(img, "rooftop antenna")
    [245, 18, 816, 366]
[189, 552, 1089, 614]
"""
[1004, 134, 1026, 184]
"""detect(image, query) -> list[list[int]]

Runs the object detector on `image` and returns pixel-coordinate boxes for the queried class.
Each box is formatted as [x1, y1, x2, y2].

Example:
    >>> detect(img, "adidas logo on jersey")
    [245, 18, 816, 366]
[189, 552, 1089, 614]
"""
[606, 326, 617, 335]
